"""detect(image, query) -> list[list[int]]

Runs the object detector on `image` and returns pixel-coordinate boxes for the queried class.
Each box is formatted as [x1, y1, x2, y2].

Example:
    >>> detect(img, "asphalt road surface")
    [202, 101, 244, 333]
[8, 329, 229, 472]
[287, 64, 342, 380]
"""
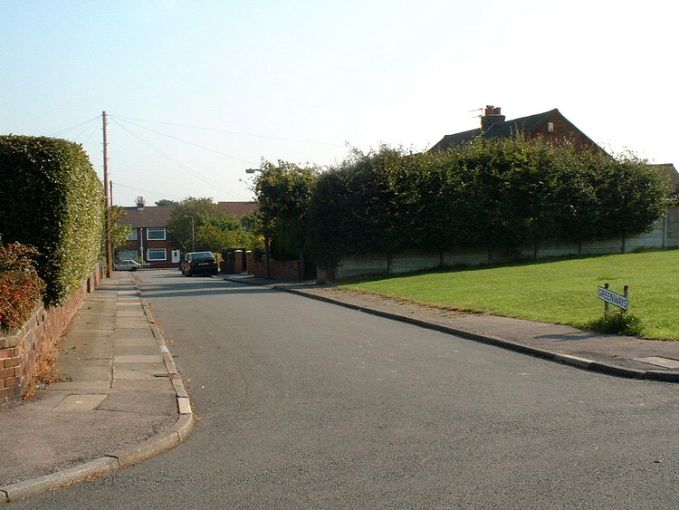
[16, 270, 679, 509]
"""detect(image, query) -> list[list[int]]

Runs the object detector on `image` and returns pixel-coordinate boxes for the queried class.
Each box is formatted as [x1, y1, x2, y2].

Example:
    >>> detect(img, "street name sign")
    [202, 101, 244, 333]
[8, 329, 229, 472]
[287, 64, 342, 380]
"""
[597, 286, 629, 311]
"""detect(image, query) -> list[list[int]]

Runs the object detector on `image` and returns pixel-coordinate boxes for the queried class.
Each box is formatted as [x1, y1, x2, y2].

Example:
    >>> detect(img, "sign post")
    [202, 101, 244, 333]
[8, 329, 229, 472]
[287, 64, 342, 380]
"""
[597, 283, 630, 316]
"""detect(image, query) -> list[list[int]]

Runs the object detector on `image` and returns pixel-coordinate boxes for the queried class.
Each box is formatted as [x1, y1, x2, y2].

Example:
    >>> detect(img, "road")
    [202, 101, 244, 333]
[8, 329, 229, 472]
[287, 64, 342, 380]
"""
[16, 270, 679, 509]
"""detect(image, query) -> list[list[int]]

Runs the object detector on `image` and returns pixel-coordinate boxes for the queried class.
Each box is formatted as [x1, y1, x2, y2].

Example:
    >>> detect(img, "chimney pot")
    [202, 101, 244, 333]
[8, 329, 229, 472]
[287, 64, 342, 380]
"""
[481, 105, 505, 131]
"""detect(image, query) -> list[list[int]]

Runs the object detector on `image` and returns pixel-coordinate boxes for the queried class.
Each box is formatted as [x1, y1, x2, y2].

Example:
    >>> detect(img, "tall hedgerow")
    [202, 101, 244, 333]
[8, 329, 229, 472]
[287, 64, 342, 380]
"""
[307, 139, 671, 267]
[0, 136, 104, 305]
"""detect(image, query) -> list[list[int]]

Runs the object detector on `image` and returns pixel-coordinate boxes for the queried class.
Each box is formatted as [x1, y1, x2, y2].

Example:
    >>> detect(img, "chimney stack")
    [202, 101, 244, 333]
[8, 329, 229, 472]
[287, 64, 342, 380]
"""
[136, 196, 145, 210]
[481, 105, 505, 131]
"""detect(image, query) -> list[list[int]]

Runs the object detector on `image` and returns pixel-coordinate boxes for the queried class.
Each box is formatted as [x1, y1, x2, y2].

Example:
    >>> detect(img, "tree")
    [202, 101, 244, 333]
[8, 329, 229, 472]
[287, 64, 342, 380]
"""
[109, 206, 132, 257]
[166, 197, 256, 253]
[305, 140, 672, 267]
[155, 199, 178, 207]
[166, 197, 220, 253]
[253, 161, 318, 260]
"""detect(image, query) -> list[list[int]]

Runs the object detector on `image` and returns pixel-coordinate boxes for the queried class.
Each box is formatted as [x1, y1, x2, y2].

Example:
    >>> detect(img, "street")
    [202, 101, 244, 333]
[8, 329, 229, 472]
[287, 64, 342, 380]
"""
[16, 269, 679, 509]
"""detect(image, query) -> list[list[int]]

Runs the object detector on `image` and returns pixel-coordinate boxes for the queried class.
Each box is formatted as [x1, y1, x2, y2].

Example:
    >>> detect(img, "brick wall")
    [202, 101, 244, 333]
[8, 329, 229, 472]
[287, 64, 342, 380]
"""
[532, 111, 601, 152]
[0, 266, 100, 405]
[245, 251, 301, 281]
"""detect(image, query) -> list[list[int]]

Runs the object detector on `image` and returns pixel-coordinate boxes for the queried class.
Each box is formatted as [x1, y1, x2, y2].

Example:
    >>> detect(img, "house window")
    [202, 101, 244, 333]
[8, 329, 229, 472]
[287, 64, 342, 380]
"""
[117, 250, 138, 261]
[126, 229, 138, 241]
[146, 227, 166, 240]
[146, 248, 167, 261]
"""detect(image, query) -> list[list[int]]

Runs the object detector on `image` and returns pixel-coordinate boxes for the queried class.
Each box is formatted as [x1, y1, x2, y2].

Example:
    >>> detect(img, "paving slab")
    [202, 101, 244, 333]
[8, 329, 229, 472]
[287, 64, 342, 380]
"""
[55, 394, 108, 411]
[56, 365, 112, 382]
[114, 354, 164, 364]
[0, 271, 193, 498]
[116, 318, 153, 329]
[112, 379, 176, 393]
[97, 392, 178, 415]
[115, 344, 165, 356]
[46, 381, 112, 392]
[636, 356, 679, 369]
[113, 364, 169, 380]
[114, 337, 160, 347]
[113, 328, 156, 340]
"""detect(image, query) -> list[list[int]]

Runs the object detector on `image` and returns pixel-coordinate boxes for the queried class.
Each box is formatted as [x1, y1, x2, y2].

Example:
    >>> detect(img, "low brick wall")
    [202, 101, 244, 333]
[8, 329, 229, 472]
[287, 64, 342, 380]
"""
[245, 251, 301, 281]
[0, 266, 102, 405]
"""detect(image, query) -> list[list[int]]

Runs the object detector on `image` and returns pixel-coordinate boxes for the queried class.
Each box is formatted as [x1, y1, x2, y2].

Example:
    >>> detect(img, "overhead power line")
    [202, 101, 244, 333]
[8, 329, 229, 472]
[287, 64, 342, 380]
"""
[110, 118, 243, 201]
[113, 116, 255, 165]
[113, 181, 183, 199]
[48, 115, 101, 136]
[112, 113, 345, 148]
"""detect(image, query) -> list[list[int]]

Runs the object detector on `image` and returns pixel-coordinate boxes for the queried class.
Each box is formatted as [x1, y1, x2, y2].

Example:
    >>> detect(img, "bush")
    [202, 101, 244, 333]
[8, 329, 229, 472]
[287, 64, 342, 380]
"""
[0, 136, 104, 305]
[307, 141, 671, 266]
[0, 243, 46, 330]
[587, 312, 643, 337]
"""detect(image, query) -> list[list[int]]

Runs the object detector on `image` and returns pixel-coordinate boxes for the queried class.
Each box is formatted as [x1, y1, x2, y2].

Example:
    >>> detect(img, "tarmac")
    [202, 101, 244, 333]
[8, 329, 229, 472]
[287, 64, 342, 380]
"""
[2, 270, 679, 503]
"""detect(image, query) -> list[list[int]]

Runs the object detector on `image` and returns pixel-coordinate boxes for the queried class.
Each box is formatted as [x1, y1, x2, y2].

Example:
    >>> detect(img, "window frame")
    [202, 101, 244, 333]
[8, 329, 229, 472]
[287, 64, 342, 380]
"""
[146, 227, 166, 241]
[146, 248, 167, 261]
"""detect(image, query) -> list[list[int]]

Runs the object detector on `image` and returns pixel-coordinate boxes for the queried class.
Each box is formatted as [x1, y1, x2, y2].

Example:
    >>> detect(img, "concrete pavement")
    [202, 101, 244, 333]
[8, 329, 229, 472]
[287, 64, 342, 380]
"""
[0, 272, 193, 504]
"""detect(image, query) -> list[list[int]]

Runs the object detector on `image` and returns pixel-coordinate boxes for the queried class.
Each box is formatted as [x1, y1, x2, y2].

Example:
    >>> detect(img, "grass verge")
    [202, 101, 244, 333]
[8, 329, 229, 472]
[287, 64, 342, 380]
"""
[340, 249, 679, 340]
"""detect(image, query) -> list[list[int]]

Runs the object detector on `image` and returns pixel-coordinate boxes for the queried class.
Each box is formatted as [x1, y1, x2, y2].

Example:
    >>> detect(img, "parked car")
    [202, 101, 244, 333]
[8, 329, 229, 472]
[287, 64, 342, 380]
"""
[115, 259, 142, 271]
[181, 251, 218, 276]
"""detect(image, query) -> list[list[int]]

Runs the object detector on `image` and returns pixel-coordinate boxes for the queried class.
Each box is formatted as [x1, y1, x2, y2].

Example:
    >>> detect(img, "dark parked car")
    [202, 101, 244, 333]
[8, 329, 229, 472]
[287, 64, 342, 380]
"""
[181, 251, 218, 276]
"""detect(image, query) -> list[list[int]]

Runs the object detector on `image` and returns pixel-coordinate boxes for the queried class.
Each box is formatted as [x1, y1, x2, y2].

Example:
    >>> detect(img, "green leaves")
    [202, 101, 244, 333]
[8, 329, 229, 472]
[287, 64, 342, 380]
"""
[307, 139, 671, 267]
[166, 197, 255, 253]
[253, 161, 319, 260]
[0, 243, 46, 330]
[0, 136, 103, 305]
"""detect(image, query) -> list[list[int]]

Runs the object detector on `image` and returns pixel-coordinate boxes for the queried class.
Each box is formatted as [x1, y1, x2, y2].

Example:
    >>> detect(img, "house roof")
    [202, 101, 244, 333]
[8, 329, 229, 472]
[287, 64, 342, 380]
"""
[217, 201, 259, 218]
[430, 108, 601, 153]
[650, 163, 679, 193]
[121, 206, 174, 228]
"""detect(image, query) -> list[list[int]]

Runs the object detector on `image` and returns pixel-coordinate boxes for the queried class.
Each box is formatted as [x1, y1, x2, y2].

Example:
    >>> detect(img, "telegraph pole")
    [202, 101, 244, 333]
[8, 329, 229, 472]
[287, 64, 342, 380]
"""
[102, 111, 112, 277]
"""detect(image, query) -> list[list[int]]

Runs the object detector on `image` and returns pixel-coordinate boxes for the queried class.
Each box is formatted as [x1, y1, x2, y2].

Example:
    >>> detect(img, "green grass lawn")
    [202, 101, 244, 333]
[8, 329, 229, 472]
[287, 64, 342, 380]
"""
[340, 249, 679, 340]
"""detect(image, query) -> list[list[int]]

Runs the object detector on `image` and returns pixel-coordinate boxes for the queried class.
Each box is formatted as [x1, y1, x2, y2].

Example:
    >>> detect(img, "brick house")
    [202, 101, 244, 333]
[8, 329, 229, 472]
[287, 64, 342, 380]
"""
[430, 106, 603, 153]
[431, 106, 679, 246]
[118, 197, 180, 268]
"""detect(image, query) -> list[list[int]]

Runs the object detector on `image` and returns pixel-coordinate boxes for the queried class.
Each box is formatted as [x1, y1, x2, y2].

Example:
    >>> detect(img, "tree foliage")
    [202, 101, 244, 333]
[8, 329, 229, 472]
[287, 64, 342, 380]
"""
[166, 197, 256, 253]
[0, 243, 46, 330]
[106, 206, 132, 258]
[308, 139, 671, 267]
[253, 161, 319, 260]
[0, 135, 104, 305]
[155, 199, 178, 207]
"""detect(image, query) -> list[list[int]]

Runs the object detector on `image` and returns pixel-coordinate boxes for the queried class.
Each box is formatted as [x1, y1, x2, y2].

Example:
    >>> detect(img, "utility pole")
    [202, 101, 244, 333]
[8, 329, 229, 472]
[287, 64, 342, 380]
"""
[102, 111, 112, 277]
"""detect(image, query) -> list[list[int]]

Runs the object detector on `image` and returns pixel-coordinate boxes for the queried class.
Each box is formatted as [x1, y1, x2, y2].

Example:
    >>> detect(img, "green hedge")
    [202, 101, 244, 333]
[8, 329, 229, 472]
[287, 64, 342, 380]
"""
[0, 136, 104, 305]
[308, 140, 671, 267]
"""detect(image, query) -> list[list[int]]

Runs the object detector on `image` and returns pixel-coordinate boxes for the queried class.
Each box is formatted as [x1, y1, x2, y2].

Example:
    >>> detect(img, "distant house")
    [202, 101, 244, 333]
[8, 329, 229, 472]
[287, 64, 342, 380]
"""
[430, 106, 603, 153]
[118, 197, 180, 268]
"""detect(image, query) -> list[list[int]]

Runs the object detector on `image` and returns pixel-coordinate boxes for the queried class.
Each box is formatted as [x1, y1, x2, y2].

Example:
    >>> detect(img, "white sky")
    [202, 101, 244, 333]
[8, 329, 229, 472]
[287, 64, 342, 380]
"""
[2, 0, 677, 206]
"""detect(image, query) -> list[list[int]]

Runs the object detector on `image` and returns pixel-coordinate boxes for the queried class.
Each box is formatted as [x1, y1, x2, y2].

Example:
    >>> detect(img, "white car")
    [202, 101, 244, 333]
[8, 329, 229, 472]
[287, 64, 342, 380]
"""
[114, 259, 142, 271]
